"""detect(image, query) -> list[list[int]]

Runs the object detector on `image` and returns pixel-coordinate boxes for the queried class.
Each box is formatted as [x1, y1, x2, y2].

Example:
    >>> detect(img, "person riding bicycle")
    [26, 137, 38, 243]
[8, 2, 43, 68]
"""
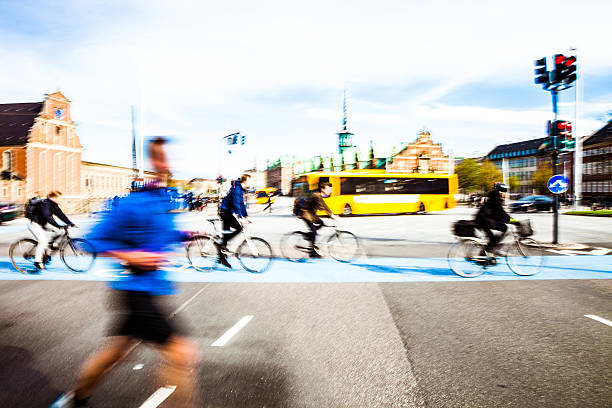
[28, 190, 76, 270]
[217, 174, 249, 267]
[475, 182, 512, 255]
[298, 182, 338, 258]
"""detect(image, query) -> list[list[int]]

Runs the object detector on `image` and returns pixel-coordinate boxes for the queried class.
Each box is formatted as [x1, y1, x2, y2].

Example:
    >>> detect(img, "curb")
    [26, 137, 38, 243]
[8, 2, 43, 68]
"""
[537, 243, 591, 250]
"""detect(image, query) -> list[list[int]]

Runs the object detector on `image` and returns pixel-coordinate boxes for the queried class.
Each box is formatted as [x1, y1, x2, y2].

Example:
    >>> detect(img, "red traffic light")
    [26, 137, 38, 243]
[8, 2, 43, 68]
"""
[564, 56, 576, 66]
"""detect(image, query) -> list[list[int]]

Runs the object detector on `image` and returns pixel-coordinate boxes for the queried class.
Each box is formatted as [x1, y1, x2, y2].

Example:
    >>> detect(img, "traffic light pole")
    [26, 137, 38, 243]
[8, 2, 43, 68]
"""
[551, 90, 559, 244]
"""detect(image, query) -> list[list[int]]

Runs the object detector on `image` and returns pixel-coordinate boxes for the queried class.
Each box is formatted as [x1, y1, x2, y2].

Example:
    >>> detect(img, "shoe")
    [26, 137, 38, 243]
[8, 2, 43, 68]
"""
[217, 257, 232, 268]
[309, 251, 322, 259]
[33, 262, 45, 271]
[49, 392, 90, 407]
[43, 255, 52, 265]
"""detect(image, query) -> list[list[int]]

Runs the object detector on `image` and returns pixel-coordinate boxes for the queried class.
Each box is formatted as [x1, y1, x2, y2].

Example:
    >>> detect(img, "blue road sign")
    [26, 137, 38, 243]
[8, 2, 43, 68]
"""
[548, 175, 569, 194]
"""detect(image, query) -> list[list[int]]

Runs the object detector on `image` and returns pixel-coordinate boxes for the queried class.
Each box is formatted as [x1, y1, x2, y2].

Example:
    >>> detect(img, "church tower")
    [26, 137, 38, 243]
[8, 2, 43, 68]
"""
[337, 89, 354, 154]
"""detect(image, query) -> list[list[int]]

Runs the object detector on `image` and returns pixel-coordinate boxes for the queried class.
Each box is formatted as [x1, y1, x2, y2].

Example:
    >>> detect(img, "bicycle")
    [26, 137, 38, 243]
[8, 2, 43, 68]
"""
[186, 216, 273, 273]
[10, 227, 97, 273]
[447, 219, 542, 278]
[280, 221, 361, 263]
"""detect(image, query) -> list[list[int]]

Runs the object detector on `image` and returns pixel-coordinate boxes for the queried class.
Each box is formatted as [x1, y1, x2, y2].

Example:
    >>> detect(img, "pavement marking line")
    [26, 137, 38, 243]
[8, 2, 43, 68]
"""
[211, 315, 254, 347]
[138, 385, 176, 408]
[585, 314, 612, 327]
[169, 286, 208, 318]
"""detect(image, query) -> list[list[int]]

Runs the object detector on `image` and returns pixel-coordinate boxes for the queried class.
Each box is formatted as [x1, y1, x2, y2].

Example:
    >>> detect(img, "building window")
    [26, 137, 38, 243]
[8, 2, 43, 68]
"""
[2, 188, 6, 197]
[56, 126, 61, 136]
[2, 150, 13, 171]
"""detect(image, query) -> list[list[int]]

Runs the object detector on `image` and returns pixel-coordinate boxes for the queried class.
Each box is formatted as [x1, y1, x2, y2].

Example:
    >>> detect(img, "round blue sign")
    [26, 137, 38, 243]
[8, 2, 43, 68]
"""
[548, 175, 569, 194]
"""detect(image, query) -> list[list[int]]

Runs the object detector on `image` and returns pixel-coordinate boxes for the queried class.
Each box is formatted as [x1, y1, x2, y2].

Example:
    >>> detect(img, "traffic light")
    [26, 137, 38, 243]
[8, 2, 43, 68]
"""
[240, 134, 246, 145]
[534, 57, 548, 87]
[232, 133, 238, 145]
[550, 54, 566, 84]
[562, 56, 577, 86]
[555, 120, 575, 150]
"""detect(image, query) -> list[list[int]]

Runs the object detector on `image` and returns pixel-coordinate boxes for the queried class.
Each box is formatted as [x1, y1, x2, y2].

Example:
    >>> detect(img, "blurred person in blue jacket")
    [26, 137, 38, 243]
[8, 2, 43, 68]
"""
[216, 174, 249, 267]
[50, 137, 200, 408]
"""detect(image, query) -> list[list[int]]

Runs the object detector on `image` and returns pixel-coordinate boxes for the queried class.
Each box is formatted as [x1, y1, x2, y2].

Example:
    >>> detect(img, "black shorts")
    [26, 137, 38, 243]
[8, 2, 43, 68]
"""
[107, 290, 185, 345]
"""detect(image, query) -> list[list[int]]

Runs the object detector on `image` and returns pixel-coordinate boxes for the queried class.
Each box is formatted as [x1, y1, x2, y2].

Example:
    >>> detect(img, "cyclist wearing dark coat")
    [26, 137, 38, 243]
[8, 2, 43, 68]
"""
[475, 183, 510, 252]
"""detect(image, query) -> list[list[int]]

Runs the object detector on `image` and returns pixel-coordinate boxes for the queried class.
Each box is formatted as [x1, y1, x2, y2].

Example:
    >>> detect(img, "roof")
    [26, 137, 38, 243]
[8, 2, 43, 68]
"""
[0, 102, 43, 146]
[485, 137, 548, 159]
[584, 121, 612, 146]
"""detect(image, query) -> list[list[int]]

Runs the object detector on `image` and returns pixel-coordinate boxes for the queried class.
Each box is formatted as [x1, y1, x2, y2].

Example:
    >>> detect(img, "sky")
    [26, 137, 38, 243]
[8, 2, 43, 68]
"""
[1, 0, 611, 179]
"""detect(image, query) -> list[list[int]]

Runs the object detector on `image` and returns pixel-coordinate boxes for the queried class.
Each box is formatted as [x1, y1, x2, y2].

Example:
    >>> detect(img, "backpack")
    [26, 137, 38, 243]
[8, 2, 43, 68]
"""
[293, 197, 306, 216]
[25, 197, 42, 220]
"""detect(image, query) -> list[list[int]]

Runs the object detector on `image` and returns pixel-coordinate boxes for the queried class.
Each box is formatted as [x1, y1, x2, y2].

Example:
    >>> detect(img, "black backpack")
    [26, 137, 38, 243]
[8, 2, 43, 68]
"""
[25, 198, 42, 220]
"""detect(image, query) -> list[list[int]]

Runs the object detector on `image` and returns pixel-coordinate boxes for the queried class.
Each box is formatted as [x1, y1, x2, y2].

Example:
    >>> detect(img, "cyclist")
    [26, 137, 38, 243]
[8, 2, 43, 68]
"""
[217, 174, 249, 267]
[50, 137, 200, 408]
[28, 190, 76, 270]
[475, 182, 512, 255]
[298, 182, 338, 258]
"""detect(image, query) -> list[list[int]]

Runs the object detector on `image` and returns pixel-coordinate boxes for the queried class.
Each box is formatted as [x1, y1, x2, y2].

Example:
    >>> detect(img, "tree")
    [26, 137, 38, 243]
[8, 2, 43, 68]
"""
[455, 158, 480, 193]
[533, 163, 553, 195]
[368, 143, 375, 169]
[354, 151, 360, 170]
[478, 160, 503, 192]
[508, 175, 521, 193]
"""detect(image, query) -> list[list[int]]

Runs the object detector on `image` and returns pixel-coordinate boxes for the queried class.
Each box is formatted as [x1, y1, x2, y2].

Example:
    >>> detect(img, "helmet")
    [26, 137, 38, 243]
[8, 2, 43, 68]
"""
[493, 182, 508, 192]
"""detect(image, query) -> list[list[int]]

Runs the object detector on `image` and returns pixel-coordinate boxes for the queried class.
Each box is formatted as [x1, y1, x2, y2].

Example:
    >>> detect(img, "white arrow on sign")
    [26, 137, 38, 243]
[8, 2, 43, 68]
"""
[550, 180, 568, 189]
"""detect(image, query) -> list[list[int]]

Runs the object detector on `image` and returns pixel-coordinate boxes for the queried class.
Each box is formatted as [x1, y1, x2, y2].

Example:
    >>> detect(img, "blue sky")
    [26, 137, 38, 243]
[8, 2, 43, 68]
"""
[1, 0, 611, 179]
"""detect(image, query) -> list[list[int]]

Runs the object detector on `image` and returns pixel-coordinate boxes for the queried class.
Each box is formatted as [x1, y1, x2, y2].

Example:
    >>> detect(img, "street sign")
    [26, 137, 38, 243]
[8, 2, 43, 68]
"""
[548, 175, 569, 194]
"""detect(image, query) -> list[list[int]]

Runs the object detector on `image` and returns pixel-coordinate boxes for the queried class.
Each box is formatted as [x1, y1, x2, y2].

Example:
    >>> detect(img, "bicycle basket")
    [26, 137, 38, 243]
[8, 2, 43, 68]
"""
[516, 220, 533, 237]
[452, 220, 476, 237]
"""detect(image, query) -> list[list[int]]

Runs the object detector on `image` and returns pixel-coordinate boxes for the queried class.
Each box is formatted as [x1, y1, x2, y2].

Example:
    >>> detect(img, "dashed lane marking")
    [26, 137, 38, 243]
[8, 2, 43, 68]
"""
[138, 386, 176, 408]
[585, 314, 612, 327]
[211, 315, 254, 347]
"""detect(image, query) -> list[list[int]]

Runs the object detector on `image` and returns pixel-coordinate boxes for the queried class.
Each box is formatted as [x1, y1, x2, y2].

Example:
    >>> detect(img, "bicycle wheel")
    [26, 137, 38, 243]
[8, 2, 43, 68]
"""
[447, 239, 487, 278]
[186, 235, 217, 272]
[506, 238, 543, 276]
[236, 237, 273, 273]
[61, 238, 97, 272]
[9, 238, 38, 274]
[327, 231, 360, 262]
[280, 231, 310, 262]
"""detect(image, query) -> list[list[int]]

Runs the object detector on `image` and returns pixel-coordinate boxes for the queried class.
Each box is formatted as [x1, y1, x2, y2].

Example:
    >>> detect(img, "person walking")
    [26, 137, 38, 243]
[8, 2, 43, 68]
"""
[50, 137, 200, 408]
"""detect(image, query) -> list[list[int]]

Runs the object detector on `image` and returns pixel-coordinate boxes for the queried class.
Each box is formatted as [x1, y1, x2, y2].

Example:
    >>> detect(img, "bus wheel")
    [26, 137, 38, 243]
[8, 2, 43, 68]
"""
[342, 204, 353, 216]
[418, 202, 426, 213]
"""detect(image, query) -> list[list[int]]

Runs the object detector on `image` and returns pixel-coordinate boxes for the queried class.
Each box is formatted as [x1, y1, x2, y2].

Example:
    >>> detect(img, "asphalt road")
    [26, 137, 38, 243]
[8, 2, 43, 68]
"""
[1, 279, 611, 407]
[1, 203, 611, 407]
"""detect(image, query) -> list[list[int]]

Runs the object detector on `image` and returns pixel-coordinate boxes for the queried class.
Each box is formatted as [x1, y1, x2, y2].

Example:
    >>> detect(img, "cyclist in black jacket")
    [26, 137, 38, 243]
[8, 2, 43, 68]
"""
[475, 182, 510, 254]
[28, 191, 75, 270]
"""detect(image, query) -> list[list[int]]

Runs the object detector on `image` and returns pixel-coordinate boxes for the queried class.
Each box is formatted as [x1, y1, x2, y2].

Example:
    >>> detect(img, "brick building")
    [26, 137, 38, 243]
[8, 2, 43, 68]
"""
[0, 92, 156, 209]
[386, 130, 450, 173]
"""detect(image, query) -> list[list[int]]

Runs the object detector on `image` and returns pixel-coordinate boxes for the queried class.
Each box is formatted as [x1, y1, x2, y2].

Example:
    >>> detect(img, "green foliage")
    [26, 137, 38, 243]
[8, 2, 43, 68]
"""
[533, 163, 553, 195]
[455, 158, 480, 192]
[478, 160, 503, 192]
[508, 175, 521, 192]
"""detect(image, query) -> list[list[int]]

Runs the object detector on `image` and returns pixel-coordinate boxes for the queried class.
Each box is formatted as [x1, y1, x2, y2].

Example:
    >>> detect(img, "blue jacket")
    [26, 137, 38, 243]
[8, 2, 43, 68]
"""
[87, 187, 188, 295]
[220, 180, 248, 217]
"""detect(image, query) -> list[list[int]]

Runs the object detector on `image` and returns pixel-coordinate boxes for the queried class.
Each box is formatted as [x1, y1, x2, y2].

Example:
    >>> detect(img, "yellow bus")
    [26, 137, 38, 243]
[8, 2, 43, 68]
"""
[292, 170, 458, 215]
[254, 188, 279, 204]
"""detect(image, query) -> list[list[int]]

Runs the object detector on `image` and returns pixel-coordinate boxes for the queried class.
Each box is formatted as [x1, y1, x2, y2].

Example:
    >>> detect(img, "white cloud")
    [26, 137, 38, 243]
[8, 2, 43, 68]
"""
[0, 0, 611, 177]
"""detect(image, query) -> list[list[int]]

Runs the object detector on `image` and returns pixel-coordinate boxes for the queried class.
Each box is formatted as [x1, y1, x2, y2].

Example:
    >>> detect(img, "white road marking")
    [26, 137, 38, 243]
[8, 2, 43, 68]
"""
[169, 286, 207, 318]
[590, 248, 611, 256]
[211, 315, 254, 347]
[585, 314, 612, 327]
[133, 363, 144, 370]
[138, 386, 176, 408]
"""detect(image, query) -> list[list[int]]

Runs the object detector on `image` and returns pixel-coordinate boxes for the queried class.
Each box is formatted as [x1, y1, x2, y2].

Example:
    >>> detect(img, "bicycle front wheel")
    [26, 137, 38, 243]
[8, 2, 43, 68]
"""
[447, 239, 487, 278]
[506, 238, 543, 276]
[236, 237, 273, 273]
[10, 238, 38, 274]
[280, 231, 310, 262]
[186, 235, 217, 272]
[61, 238, 97, 272]
[327, 231, 360, 262]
